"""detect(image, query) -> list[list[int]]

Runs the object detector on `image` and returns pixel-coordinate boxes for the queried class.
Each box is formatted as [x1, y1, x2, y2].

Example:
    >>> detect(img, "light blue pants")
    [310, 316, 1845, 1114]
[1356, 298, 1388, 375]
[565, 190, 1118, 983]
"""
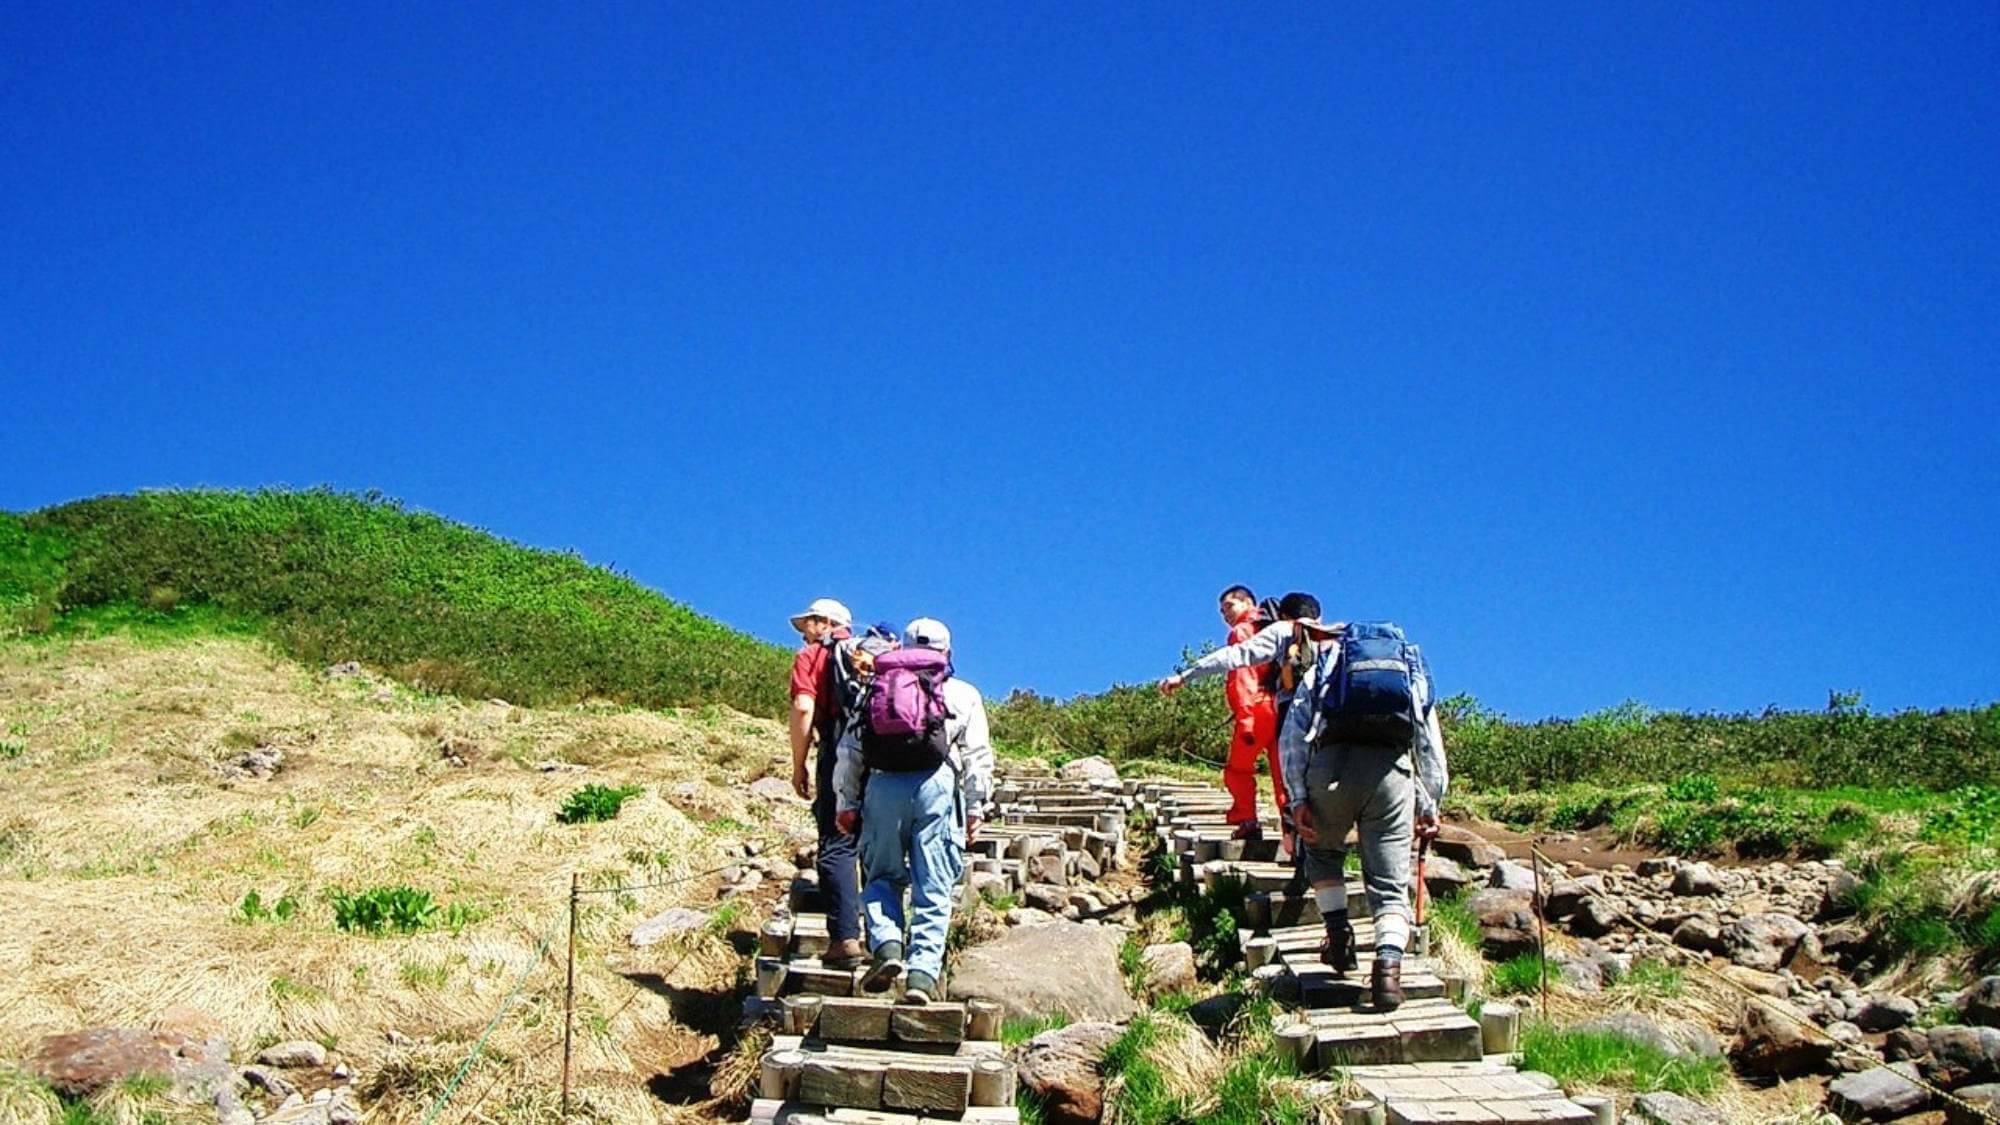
[860, 762, 965, 980]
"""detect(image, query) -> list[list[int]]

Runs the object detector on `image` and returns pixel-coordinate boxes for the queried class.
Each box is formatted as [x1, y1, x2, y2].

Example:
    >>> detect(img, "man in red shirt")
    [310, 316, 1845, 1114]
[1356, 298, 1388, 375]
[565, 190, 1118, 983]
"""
[788, 597, 865, 968]
[1212, 585, 1287, 840]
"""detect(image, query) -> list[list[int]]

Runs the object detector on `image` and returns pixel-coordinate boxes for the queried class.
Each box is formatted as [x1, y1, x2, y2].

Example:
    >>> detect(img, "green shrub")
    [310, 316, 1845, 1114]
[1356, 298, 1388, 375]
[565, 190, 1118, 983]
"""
[1490, 953, 1550, 997]
[1923, 786, 2000, 844]
[8, 490, 791, 715]
[329, 885, 443, 935]
[557, 783, 645, 825]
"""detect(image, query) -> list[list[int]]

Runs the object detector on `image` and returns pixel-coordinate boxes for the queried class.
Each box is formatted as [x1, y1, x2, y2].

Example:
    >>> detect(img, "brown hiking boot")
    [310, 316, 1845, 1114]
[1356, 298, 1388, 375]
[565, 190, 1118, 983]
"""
[1372, 957, 1404, 1012]
[1318, 918, 1358, 977]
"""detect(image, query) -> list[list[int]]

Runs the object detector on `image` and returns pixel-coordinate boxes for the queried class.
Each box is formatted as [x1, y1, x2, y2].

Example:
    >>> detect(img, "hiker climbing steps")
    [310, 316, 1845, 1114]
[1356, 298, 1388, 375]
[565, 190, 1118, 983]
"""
[747, 764, 1130, 1124]
[1137, 778, 1613, 1125]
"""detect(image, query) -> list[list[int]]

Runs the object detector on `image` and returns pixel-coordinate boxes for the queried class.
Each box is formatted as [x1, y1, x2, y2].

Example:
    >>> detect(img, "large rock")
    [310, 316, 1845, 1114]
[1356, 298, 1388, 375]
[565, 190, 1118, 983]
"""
[1852, 994, 1921, 1033]
[1961, 976, 2000, 1028]
[1467, 888, 1539, 958]
[951, 920, 1134, 1021]
[1633, 1091, 1726, 1124]
[1671, 863, 1723, 896]
[1826, 1061, 1929, 1121]
[1140, 942, 1196, 995]
[1924, 1025, 2000, 1088]
[1544, 875, 1604, 920]
[747, 776, 802, 803]
[1567, 897, 1619, 938]
[1672, 914, 1725, 954]
[630, 907, 710, 947]
[257, 1040, 329, 1068]
[1489, 860, 1538, 892]
[1431, 826, 1505, 868]
[1733, 997, 1837, 1077]
[1421, 854, 1474, 899]
[1014, 1021, 1122, 1125]
[1574, 1012, 1719, 1059]
[28, 1027, 235, 1099]
[1945, 1083, 2000, 1125]
[1724, 912, 1811, 971]
[1058, 756, 1120, 783]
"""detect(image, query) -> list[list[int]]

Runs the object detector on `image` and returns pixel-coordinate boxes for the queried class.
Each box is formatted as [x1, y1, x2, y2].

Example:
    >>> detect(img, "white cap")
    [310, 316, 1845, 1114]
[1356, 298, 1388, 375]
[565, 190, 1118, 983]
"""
[904, 617, 951, 651]
[788, 598, 853, 632]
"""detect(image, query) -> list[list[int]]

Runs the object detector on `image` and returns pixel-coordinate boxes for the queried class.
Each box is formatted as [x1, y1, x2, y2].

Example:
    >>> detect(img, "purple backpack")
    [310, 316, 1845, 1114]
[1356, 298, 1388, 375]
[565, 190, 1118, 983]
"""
[860, 647, 955, 772]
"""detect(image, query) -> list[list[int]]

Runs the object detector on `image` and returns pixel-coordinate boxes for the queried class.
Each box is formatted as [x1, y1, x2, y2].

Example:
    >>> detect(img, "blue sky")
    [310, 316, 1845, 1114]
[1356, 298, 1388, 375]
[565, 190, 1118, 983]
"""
[4, 5, 1996, 718]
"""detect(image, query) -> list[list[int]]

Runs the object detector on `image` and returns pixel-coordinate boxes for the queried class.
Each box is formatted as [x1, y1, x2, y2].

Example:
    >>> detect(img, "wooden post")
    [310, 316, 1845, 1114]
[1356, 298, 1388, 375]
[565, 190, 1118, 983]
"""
[1341, 1100, 1386, 1125]
[1243, 936, 1277, 970]
[759, 918, 793, 957]
[781, 994, 822, 1036]
[755, 956, 787, 999]
[1191, 837, 1219, 864]
[1481, 1002, 1520, 1055]
[1275, 1022, 1315, 1071]
[1441, 972, 1468, 1005]
[1250, 963, 1290, 998]
[1573, 1093, 1616, 1124]
[966, 998, 1003, 1041]
[561, 872, 580, 1119]
[759, 1048, 806, 1100]
[1531, 848, 1550, 1020]
[1219, 839, 1246, 862]
[970, 1056, 1017, 1106]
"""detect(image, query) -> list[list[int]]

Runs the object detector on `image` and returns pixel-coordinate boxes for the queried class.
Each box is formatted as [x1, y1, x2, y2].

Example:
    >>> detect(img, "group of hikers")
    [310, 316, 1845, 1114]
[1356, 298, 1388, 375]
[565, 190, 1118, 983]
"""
[784, 584, 1448, 1013]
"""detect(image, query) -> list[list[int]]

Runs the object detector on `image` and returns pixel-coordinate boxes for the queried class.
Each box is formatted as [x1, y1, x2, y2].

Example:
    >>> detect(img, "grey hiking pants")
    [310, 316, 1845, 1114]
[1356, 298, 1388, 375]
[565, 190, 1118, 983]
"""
[1300, 743, 1415, 922]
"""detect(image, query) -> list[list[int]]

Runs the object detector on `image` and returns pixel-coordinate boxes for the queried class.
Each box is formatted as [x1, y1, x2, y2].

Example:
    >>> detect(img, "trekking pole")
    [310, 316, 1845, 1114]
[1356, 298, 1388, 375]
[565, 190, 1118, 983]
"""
[561, 871, 580, 1119]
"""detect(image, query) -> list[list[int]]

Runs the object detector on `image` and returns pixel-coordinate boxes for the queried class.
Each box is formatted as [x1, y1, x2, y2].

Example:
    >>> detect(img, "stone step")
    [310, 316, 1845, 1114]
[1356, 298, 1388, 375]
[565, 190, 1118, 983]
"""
[752, 1100, 1021, 1124]
[1307, 1004, 1485, 1067]
[1386, 1101, 1596, 1124]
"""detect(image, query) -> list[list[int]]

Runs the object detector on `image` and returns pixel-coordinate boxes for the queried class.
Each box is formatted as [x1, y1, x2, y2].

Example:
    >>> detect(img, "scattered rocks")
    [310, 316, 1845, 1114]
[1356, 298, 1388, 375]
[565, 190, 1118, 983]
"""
[535, 759, 587, 773]
[1826, 1061, 1929, 1121]
[1140, 942, 1196, 995]
[629, 907, 711, 947]
[244, 1066, 299, 1098]
[435, 736, 477, 767]
[1013, 1021, 1123, 1125]
[951, 920, 1134, 1021]
[324, 661, 364, 679]
[223, 744, 286, 780]
[1024, 884, 1067, 914]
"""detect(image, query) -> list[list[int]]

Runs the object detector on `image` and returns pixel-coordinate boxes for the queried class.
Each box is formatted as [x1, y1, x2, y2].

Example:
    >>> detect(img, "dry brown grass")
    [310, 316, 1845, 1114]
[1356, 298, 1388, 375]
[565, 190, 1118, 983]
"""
[0, 635, 810, 1122]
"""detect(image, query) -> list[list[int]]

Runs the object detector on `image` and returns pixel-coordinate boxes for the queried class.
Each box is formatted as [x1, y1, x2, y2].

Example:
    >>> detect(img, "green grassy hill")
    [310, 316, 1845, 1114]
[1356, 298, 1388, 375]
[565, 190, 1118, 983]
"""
[1, 489, 791, 717]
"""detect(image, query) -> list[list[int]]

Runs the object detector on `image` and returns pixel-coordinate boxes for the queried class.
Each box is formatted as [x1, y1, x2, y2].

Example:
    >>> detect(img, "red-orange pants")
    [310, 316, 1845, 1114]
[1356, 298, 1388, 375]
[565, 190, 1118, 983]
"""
[1223, 701, 1287, 826]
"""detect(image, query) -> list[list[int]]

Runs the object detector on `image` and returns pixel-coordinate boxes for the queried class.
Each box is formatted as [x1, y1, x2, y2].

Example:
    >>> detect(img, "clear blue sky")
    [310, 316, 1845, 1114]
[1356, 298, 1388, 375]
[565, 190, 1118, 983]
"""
[5, 5, 1996, 718]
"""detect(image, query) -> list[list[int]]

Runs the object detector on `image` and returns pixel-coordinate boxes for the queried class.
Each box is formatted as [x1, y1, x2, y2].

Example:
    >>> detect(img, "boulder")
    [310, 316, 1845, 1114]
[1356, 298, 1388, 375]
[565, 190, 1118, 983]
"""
[1633, 1091, 1726, 1124]
[1945, 1083, 2000, 1125]
[1466, 888, 1539, 958]
[1826, 1061, 1929, 1121]
[27, 1027, 235, 1100]
[1027, 853, 1068, 887]
[1544, 875, 1604, 920]
[970, 871, 1013, 904]
[1924, 1025, 2000, 1088]
[258, 1040, 329, 1068]
[1672, 914, 1725, 954]
[746, 776, 801, 803]
[1671, 863, 1723, 896]
[1733, 997, 1837, 1077]
[1720, 965, 1790, 998]
[1024, 885, 1067, 914]
[1568, 897, 1620, 938]
[1961, 976, 2000, 1028]
[1014, 1021, 1123, 1125]
[1005, 906, 1059, 927]
[1057, 756, 1120, 783]
[1818, 923, 1871, 961]
[1820, 869, 1864, 918]
[1075, 850, 1103, 882]
[1575, 1012, 1719, 1059]
[1884, 1027, 1931, 1063]
[1489, 861, 1539, 892]
[951, 919, 1135, 1021]
[1432, 827, 1505, 869]
[1724, 912, 1811, 972]
[1421, 854, 1474, 899]
[1140, 942, 1196, 994]
[629, 907, 710, 948]
[1852, 994, 1921, 1033]
[1637, 857, 1677, 877]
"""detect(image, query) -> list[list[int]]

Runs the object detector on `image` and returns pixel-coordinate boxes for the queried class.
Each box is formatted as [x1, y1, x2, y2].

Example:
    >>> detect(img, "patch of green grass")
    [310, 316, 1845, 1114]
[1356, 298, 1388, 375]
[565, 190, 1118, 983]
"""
[398, 961, 449, 989]
[1000, 1013, 1070, 1046]
[1428, 890, 1481, 952]
[557, 783, 644, 824]
[1208, 1050, 1312, 1125]
[269, 976, 324, 1002]
[1613, 958, 1686, 1000]
[236, 888, 301, 924]
[1098, 1015, 1171, 1124]
[7, 489, 792, 715]
[1518, 1020, 1726, 1099]
[329, 884, 445, 935]
[1119, 931, 1147, 988]
[1015, 1086, 1048, 1125]
[1491, 953, 1550, 997]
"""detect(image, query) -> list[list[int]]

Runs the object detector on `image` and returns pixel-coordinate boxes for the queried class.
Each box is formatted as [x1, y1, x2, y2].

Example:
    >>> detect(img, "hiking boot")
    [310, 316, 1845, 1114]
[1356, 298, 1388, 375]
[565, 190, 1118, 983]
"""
[821, 940, 867, 971]
[1372, 957, 1404, 1012]
[902, 971, 941, 1005]
[1319, 917, 1358, 977]
[860, 942, 904, 994]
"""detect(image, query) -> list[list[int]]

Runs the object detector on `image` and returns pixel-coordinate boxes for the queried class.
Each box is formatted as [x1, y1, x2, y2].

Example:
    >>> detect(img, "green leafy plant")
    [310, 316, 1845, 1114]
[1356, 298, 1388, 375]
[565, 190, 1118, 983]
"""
[329, 885, 442, 935]
[557, 783, 644, 825]
[236, 888, 301, 924]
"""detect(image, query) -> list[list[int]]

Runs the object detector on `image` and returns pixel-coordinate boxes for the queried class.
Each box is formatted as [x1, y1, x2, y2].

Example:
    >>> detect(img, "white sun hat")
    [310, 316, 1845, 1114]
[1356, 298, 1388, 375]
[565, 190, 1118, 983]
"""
[788, 598, 853, 632]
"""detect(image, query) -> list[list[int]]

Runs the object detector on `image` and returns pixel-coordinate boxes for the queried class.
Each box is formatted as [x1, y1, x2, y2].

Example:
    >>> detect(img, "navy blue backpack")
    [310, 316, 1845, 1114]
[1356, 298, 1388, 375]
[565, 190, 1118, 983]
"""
[1309, 621, 1427, 748]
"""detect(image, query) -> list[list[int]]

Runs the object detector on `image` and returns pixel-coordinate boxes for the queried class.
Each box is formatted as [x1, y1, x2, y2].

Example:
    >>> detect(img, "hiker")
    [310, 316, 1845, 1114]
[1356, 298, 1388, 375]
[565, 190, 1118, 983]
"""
[1282, 620, 1448, 1010]
[1158, 591, 1324, 846]
[788, 597, 867, 969]
[832, 617, 994, 1005]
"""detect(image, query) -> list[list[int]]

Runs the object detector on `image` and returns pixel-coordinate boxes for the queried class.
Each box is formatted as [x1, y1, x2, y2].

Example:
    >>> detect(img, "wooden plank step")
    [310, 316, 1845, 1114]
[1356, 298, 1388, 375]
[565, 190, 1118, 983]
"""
[814, 998, 967, 1045]
[1387, 1101, 1595, 1124]
[1357, 1073, 1565, 1102]
[751, 1098, 1021, 1124]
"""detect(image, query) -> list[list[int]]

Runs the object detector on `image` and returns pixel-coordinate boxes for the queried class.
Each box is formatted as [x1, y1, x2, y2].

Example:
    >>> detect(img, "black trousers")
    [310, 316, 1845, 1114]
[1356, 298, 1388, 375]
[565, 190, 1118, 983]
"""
[812, 741, 862, 943]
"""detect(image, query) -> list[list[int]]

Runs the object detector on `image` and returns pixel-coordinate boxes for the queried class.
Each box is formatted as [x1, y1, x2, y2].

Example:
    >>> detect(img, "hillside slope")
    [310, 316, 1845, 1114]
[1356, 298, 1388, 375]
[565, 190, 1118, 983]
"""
[2, 490, 790, 717]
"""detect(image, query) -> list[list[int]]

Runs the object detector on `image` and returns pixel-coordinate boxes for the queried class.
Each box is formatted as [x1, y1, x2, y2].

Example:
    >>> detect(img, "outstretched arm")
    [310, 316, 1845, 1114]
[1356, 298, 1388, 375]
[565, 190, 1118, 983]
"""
[1160, 621, 1290, 694]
